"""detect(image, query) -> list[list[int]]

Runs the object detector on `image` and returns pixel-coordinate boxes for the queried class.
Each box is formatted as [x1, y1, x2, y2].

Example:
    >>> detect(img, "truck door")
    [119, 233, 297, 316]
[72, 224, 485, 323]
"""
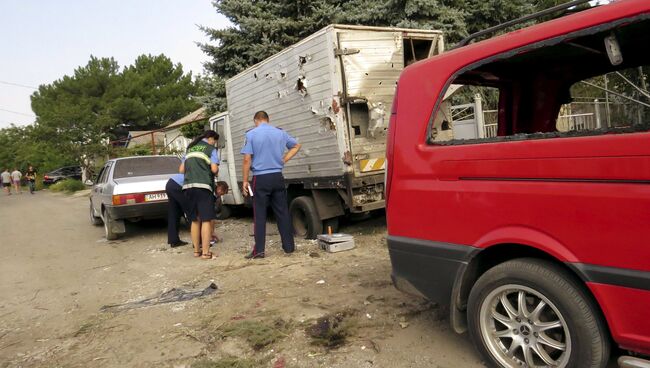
[210, 113, 244, 206]
[336, 29, 443, 177]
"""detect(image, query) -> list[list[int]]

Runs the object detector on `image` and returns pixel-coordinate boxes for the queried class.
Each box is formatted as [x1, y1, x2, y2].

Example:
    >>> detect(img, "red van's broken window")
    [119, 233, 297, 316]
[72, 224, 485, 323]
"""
[429, 16, 650, 145]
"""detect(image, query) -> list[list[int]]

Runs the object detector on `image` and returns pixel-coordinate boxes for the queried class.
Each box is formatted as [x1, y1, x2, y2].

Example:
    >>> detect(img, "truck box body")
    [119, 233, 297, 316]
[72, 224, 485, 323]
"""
[221, 25, 443, 214]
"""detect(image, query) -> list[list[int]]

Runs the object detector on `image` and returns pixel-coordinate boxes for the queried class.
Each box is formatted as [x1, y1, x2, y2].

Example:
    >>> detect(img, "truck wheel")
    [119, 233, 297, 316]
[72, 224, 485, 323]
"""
[103, 209, 119, 240]
[290, 196, 322, 239]
[467, 258, 609, 368]
[322, 217, 340, 234]
[89, 201, 103, 226]
[216, 205, 232, 220]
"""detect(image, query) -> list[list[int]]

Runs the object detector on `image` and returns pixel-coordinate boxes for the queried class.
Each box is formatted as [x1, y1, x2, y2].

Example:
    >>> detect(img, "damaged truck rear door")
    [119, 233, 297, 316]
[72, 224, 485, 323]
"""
[220, 25, 444, 238]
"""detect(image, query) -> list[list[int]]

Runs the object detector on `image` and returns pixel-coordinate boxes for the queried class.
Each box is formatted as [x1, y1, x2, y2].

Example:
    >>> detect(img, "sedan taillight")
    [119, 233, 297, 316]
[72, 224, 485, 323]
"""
[112, 194, 145, 205]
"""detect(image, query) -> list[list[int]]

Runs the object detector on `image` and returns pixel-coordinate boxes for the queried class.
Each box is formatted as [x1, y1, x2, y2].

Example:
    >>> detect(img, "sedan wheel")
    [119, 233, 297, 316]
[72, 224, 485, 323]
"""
[103, 210, 118, 240]
[90, 201, 103, 226]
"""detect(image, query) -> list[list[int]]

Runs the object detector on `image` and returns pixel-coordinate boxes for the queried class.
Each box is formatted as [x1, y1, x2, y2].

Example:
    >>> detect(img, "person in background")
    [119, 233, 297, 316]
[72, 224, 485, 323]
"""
[210, 181, 230, 245]
[11, 168, 22, 194]
[1, 169, 11, 195]
[165, 172, 190, 248]
[180, 130, 220, 260]
[241, 111, 301, 259]
[25, 165, 37, 194]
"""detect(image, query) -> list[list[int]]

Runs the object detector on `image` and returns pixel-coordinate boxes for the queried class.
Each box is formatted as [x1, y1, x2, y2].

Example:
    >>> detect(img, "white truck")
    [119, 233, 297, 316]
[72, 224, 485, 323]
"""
[211, 24, 444, 238]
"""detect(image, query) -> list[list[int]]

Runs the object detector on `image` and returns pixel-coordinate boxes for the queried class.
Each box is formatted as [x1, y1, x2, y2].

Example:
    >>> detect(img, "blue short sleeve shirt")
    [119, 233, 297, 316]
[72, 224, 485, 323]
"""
[241, 123, 298, 176]
[170, 173, 184, 186]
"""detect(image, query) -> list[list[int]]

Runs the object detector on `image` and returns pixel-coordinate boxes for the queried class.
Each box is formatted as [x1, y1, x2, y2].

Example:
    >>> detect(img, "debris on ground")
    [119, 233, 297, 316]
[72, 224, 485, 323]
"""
[219, 318, 292, 350]
[305, 310, 357, 349]
[100, 283, 218, 312]
[191, 357, 258, 368]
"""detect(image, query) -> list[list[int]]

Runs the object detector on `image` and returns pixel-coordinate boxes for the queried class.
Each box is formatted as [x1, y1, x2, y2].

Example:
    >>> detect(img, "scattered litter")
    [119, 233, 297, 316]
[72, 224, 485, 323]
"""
[100, 283, 218, 312]
[399, 322, 409, 329]
[363, 300, 371, 306]
[174, 323, 183, 327]
[273, 356, 286, 368]
[361, 345, 367, 350]
[306, 310, 356, 348]
[317, 233, 355, 253]
[316, 280, 325, 285]
[366, 313, 372, 319]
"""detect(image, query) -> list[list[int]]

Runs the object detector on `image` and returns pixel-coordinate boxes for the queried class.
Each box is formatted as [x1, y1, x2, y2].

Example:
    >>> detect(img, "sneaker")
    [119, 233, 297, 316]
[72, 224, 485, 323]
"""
[170, 240, 188, 248]
[244, 251, 265, 259]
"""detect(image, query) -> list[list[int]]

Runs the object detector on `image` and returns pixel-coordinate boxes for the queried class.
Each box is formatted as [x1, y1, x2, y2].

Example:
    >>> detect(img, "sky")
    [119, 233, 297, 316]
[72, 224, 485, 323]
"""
[0, 0, 231, 128]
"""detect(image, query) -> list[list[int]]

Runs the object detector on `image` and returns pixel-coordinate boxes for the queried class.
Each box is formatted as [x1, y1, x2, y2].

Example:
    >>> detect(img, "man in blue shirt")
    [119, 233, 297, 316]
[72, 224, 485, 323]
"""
[241, 111, 301, 259]
[165, 173, 190, 247]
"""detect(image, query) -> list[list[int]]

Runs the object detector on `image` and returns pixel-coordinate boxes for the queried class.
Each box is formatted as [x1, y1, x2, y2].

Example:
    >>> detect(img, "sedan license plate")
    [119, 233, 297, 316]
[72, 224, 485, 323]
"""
[145, 193, 167, 202]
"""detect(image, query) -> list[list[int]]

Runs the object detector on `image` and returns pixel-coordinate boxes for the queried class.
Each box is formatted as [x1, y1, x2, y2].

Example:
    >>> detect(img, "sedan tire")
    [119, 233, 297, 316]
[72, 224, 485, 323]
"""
[467, 258, 610, 368]
[89, 201, 103, 226]
[103, 209, 119, 240]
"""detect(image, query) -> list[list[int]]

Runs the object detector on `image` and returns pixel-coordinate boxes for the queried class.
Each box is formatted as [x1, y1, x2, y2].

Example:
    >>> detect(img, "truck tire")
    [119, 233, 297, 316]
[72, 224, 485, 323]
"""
[215, 205, 232, 220]
[103, 209, 119, 241]
[89, 201, 103, 226]
[290, 196, 322, 239]
[467, 258, 610, 368]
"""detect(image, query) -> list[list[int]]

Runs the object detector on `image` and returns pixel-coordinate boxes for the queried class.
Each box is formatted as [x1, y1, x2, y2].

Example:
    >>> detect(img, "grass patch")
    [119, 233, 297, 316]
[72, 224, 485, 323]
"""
[192, 358, 257, 368]
[306, 310, 357, 349]
[219, 318, 292, 350]
[49, 179, 86, 193]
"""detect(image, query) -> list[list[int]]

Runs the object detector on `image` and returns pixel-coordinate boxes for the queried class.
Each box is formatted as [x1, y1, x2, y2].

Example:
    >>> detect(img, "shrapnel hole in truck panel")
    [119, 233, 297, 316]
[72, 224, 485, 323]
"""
[429, 15, 650, 145]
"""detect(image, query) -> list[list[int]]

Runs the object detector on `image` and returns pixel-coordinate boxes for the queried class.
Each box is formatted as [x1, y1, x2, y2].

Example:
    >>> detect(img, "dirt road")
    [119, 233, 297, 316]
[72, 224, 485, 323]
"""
[0, 191, 485, 368]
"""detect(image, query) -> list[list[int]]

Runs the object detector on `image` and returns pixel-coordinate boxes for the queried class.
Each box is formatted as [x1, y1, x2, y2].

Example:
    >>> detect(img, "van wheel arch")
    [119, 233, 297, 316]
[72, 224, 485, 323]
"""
[450, 243, 612, 342]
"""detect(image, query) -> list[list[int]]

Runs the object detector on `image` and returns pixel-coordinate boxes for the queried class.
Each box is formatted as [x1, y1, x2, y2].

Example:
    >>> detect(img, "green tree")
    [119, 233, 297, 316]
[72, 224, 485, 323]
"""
[28, 54, 201, 173]
[198, 0, 567, 108]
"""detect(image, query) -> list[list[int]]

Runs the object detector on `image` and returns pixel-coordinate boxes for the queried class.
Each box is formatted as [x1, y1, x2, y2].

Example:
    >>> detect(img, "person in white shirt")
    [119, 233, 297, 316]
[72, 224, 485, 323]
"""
[11, 168, 22, 194]
[1, 169, 11, 195]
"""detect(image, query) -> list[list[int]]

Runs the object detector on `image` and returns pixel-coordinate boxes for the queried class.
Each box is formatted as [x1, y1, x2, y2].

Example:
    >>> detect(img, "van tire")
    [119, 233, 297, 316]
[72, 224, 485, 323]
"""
[290, 196, 322, 239]
[467, 258, 610, 368]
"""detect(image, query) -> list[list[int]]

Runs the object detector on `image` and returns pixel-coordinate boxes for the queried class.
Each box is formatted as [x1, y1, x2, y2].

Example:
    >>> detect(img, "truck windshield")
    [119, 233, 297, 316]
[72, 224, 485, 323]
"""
[113, 157, 181, 179]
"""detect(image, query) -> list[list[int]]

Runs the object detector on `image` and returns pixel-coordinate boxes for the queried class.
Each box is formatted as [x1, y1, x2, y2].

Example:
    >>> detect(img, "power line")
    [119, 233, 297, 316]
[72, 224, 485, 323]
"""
[0, 80, 38, 90]
[0, 108, 36, 117]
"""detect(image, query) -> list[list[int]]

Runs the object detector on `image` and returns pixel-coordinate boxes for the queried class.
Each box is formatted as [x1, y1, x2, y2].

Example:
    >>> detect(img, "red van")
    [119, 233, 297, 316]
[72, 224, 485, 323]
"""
[386, 1, 650, 367]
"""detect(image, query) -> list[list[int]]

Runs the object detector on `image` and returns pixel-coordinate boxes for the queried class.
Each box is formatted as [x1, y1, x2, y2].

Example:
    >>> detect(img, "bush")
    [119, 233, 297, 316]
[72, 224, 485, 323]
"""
[49, 179, 86, 193]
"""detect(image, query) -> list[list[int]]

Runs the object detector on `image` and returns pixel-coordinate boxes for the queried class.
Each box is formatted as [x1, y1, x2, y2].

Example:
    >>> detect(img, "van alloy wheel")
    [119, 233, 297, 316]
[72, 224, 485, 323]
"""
[479, 285, 571, 368]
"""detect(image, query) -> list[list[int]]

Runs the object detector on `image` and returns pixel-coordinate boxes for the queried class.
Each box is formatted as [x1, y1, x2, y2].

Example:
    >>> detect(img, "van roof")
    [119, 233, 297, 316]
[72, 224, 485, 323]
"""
[408, 0, 649, 74]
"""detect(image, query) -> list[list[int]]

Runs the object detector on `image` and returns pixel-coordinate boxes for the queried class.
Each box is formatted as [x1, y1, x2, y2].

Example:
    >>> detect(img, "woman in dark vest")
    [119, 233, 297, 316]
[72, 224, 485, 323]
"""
[180, 130, 220, 259]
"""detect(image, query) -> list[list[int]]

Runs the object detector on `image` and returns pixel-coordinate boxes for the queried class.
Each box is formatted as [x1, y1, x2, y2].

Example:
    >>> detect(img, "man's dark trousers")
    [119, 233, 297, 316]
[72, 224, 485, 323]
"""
[252, 172, 295, 255]
[165, 179, 190, 244]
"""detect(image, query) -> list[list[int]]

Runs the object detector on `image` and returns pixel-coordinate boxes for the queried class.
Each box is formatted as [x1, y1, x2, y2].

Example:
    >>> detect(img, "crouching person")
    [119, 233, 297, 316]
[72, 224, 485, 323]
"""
[166, 173, 190, 247]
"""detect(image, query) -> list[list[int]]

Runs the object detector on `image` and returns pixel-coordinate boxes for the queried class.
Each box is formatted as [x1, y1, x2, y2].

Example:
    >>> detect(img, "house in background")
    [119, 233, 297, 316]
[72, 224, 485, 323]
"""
[164, 107, 207, 153]
[125, 130, 165, 150]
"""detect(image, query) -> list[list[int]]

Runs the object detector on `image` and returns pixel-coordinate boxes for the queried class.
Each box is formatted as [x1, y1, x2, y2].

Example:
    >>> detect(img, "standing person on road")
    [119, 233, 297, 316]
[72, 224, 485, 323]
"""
[180, 130, 220, 260]
[241, 111, 301, 259]
[11, 168, 22, 194]
[26, 165, 37, 194]
[1, 169, 11, 195]
[165, 173, 190, 248]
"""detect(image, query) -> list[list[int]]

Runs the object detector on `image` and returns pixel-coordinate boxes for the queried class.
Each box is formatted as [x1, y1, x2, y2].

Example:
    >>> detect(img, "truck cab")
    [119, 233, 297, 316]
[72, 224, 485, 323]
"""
[386, 1, 650, 367]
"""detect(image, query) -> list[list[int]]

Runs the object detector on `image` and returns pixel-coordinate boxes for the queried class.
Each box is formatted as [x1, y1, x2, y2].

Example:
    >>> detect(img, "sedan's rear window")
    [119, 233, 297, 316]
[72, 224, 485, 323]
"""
[113, 157, 180, 179]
